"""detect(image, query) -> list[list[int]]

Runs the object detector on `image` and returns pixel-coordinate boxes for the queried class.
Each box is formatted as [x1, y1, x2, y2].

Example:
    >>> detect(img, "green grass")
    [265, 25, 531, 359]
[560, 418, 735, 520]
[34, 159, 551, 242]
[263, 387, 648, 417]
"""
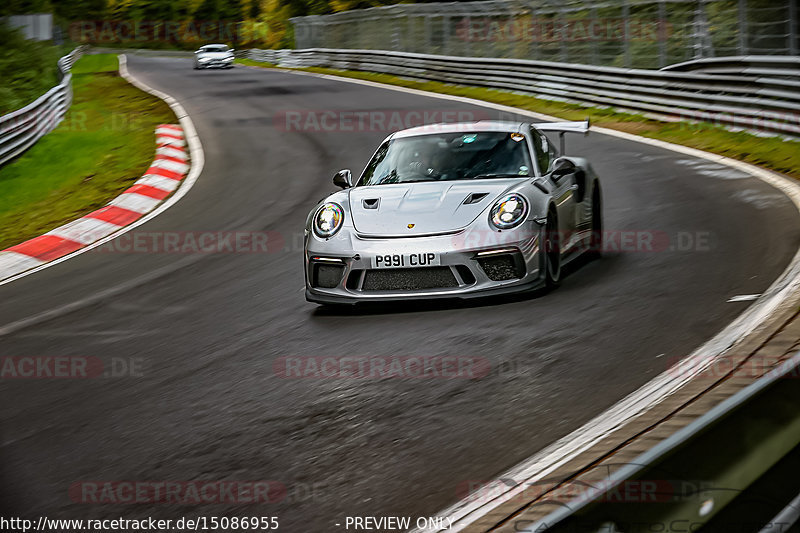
[69, 53, 120, 75]
[236, 58, 278, 68]
[0, 54, 176, 250]
[237, 59, 800, 181]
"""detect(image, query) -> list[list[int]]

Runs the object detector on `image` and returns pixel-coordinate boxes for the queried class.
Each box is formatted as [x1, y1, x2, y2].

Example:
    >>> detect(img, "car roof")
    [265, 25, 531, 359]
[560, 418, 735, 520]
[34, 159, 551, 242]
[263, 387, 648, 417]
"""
[389, 121, 527, 139]
[199, 44, 228, 49]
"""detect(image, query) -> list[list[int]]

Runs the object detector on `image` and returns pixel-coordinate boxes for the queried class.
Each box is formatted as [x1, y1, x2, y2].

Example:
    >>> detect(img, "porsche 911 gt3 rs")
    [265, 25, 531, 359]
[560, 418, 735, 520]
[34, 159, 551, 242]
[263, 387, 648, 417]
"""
[304, 120, 601, 304]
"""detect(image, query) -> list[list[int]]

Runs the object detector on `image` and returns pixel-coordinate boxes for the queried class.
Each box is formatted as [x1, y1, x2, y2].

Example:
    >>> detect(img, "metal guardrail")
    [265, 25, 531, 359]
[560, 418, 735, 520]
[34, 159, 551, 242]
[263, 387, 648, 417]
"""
[523, 351, 800, 532]
[663, 54, 800, 77]
[0, 45, 85, 168]
[247, 48, 800, 138]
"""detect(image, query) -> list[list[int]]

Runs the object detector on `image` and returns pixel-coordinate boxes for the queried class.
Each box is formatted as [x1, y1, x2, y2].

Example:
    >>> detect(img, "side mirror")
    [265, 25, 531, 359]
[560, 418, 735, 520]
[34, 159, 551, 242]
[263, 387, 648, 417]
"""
[194, 50, 200, 54]
[229, 49, 235, 53]
[333, 169, 352, 189]
[550, 157, 575, 181]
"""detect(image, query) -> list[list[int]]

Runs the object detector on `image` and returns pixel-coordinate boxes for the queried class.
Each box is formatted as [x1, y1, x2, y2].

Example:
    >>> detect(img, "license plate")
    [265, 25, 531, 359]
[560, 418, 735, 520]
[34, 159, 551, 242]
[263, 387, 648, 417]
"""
[371, 252, 441, 269]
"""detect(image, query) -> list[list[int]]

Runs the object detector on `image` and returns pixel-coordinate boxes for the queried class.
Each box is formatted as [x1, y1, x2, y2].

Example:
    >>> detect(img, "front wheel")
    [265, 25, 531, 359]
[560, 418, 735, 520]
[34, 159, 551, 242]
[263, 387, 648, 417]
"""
[543, 209, 561, 289]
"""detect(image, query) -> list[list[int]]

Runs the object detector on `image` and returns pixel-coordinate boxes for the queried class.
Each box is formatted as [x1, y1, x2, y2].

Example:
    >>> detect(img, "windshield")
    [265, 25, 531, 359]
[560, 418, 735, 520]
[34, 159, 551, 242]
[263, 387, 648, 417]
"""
[200, 45, 229, 53]
[358, 131, 532, 186]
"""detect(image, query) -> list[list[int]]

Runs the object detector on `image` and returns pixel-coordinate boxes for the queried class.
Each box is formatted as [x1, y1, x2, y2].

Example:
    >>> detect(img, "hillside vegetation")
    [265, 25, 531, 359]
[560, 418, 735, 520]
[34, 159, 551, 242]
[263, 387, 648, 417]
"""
[0, 23, 69, 114]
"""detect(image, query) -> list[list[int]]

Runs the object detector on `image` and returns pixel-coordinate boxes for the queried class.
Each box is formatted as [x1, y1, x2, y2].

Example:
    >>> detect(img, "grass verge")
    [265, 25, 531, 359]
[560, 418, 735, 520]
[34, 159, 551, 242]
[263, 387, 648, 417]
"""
[0, 53, 176, 250]
[236, 59, 800, 181]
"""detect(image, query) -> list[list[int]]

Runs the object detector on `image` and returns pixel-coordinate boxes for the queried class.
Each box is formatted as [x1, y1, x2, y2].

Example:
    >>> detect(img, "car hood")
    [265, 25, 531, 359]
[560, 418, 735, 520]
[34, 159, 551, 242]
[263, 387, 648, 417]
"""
[348, 179, 524, 236]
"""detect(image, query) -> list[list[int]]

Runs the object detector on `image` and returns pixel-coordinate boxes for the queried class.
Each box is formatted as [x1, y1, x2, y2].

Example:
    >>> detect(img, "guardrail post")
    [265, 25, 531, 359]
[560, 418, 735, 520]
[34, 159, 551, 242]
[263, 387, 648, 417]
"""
[692, 0, 715, 58]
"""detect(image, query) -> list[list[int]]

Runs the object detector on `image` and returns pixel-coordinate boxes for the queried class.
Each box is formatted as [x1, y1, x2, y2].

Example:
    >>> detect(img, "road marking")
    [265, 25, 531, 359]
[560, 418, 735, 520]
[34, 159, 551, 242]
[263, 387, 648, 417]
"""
[728, 294, 762, 302]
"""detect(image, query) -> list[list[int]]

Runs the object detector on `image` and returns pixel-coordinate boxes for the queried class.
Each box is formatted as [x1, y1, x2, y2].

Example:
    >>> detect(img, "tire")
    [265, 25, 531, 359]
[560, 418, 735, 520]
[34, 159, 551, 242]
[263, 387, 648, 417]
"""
[544, 208, 561, 289]
[588, 185, 603, 259]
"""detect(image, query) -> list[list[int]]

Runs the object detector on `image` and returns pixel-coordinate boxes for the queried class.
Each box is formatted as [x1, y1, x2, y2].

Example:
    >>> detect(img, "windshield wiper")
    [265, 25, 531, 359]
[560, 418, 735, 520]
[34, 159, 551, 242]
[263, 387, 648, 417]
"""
[374, 178, 437, 185]
[469, 173, 529, 179]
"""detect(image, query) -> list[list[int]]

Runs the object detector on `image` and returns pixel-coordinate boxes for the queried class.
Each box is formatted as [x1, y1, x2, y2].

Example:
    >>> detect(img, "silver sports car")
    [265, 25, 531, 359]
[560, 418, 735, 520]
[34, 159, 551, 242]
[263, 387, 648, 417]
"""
[304, 120, 601, 305]
[193, 44, 234, 69]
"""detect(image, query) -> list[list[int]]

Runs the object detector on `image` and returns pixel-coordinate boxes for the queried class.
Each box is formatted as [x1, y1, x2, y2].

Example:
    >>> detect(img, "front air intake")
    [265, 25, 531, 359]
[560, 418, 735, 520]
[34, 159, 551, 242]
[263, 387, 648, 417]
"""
[362, 267, 458, 291]
[477, 252, 525, 281]
[312, 263, 345, 288]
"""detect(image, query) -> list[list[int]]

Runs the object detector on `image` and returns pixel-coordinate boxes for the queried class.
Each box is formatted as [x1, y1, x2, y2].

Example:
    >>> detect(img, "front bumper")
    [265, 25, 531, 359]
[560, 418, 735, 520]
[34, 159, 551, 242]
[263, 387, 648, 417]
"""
[196, 60, 233, 69]
[304, 225, 544, 304]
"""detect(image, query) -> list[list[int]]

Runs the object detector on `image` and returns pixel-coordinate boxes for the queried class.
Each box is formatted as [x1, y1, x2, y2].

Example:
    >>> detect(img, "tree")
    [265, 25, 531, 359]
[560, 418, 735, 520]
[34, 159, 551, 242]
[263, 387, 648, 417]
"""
[1, 0, 52, 17]
[194, 0, 243, 20]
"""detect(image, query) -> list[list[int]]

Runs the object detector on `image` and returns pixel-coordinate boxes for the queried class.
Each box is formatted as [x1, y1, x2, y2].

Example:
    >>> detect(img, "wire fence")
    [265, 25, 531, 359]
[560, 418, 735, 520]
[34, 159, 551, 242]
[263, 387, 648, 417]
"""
[0, 45, 85, 168]
[290, 0, 799, 69]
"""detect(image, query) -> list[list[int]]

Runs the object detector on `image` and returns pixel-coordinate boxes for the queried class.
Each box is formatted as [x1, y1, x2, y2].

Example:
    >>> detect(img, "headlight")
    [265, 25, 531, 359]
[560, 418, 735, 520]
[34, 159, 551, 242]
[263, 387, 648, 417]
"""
[313, 203, 345, 238]
[489, 194, 528, 230]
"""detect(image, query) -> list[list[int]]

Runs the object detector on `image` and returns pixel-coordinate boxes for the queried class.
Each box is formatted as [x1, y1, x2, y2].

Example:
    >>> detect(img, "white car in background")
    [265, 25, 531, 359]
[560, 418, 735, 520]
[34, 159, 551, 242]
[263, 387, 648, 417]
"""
[193, 44, 235, 69]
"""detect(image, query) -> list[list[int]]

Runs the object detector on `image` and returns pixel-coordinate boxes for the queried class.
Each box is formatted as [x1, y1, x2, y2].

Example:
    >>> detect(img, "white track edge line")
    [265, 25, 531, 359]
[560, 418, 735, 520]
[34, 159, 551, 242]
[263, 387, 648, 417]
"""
[252, 65, 800, 533]
[0, 54, 205, 288]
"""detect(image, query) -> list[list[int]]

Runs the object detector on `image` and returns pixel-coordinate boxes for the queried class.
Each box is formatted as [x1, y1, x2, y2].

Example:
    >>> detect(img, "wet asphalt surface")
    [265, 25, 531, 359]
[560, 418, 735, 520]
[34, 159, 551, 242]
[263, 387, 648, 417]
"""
[0, 56, 799, 531]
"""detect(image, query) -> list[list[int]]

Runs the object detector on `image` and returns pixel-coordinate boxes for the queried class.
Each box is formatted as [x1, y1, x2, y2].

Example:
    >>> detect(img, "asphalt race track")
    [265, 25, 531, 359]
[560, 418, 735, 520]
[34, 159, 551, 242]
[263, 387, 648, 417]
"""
[1, 56, 799, 530]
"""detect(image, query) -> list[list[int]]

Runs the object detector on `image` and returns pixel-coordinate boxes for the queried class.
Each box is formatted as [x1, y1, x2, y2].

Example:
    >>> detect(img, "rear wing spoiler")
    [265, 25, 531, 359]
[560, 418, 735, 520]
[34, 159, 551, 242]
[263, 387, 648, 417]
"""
[534, 119, 590, 154]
